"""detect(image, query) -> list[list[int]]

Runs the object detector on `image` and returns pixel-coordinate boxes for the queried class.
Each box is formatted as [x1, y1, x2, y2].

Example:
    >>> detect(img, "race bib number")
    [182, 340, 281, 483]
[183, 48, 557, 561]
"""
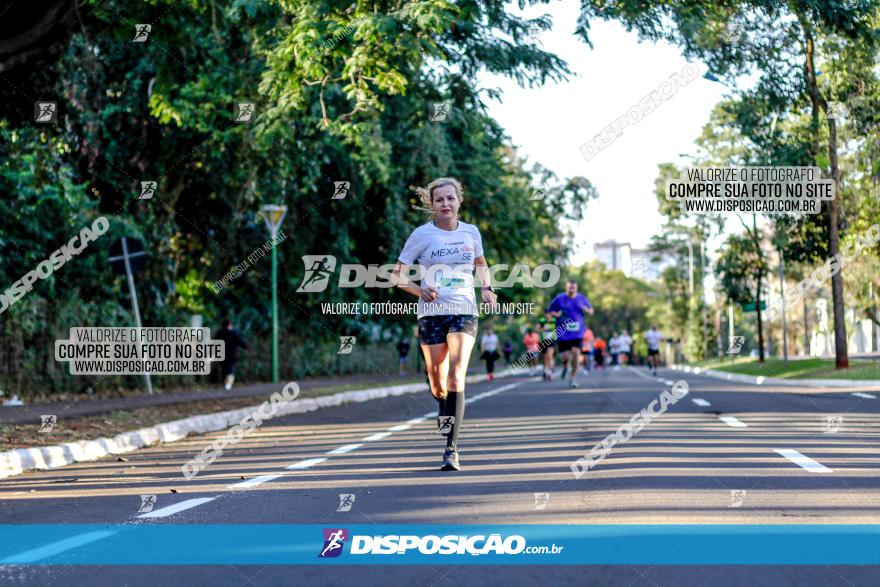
[435, 269, 469, 289]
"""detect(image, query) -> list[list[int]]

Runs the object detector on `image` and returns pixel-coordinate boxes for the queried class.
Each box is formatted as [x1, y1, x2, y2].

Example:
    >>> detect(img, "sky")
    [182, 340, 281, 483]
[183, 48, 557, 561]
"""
[478, 0, 731, 266]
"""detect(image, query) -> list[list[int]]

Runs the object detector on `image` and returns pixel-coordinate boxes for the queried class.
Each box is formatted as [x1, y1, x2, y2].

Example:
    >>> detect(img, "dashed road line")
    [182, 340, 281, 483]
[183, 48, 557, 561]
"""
[692, 398, 711, 407]
[719, 415, 747, 428]
[137, 497, 216, 518]
[286, 457, 327, 470]
[229, 474, 282, 490]
[327, 443, 362, 455]
[774, 448, 833, 473]
[852, 392, 876, 399]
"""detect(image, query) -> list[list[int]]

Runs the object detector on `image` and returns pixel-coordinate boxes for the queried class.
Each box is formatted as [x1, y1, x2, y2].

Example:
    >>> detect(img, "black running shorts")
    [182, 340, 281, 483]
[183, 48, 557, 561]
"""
[418, 315, 478, 345]
[648, 348, 660, 356]
[557, 339, 581, 353]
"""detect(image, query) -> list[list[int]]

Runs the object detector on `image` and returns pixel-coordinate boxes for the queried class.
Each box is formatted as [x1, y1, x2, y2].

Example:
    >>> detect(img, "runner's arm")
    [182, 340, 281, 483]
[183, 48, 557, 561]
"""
[392, 262, 438, 301]
[474, 256, 497, 304]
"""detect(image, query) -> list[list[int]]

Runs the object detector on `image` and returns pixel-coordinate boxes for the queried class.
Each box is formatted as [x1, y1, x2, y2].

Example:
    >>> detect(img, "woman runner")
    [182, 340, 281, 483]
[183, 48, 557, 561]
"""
[392, 177, 497, 471]
[480, 325, 500, 381]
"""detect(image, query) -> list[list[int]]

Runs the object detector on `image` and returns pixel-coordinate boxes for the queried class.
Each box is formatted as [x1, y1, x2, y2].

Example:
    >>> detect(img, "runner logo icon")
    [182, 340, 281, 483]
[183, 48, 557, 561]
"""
[337, 494, 355, 512]
[297, 255, 338, 292]
[727, 335, 745, 354]
[39, 414, 57, 433]
[338, 336, 356, 354]
[437, 416, 454, 435]
[319, 528, 348, 558]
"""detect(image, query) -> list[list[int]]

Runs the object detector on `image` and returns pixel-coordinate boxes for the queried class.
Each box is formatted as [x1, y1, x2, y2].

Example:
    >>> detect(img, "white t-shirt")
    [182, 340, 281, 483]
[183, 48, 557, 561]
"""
[645, 329, 662, 350]
[608, 336, 621, 353]
[398, 220, 484, 318]
[619, 334, 632, 352]
[481, 333, 499, 352]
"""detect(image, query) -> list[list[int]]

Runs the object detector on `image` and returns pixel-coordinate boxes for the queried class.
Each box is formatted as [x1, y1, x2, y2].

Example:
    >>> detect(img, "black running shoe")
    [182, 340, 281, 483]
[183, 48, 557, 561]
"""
[561, 366, 568, 380]
[441, 448, 460, 471]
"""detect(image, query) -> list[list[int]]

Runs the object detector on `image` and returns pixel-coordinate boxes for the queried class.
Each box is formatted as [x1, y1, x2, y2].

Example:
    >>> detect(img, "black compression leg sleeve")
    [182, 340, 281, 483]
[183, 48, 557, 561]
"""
[435, 394, 446, 420]
[445, 390, 465, 450]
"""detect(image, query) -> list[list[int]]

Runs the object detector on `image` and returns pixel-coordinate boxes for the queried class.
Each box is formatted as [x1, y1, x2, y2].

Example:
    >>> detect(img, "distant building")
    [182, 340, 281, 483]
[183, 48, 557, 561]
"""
[594, 240, 664, 280]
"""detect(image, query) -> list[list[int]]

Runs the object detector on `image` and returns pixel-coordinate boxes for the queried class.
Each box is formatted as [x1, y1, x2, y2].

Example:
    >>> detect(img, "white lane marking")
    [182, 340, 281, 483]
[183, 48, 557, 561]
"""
[363, 431, 392, 441]
[774, 449, 833, 473]
[663, 380, 675, 386]
[229, 474, 282, 490]
[327, 443, 362, 455]
[137, 497, 216, 518]
[719, 415, 747, 428]
[286, 457, 327, 470]
[406, 416, 427, 424]
[0, 530, 118, 564]
[692, 398, 711, 407]
[852, 392, 876, 399]
[388, 423, 412, 432]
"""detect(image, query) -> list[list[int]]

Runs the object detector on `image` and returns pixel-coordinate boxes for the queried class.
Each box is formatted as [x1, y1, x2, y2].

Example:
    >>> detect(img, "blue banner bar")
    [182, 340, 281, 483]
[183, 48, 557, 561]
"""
[1, 525, 878, 565]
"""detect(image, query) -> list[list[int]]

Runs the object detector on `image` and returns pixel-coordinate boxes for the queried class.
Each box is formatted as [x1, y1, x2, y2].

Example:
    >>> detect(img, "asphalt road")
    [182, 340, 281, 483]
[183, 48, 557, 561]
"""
[1, 365, 878, 585]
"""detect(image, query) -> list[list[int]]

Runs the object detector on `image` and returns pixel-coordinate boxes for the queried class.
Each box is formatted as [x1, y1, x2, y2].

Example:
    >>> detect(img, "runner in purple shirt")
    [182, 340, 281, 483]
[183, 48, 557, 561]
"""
[546, 279, 594, 388]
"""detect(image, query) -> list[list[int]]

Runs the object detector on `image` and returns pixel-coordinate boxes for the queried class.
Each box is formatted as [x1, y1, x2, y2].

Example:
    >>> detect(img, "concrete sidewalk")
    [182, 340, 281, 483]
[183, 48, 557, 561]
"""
[671, 364, 880, 390]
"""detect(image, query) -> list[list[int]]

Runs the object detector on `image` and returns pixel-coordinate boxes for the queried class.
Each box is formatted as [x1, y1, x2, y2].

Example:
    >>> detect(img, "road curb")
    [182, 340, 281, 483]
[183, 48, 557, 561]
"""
[671, 364, 880, 390]
[0, 369, 526, 480]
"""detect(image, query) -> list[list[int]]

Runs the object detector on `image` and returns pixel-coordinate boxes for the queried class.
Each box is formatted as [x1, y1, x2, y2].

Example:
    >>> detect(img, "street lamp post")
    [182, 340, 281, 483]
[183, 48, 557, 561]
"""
[260, 204, 287, 383]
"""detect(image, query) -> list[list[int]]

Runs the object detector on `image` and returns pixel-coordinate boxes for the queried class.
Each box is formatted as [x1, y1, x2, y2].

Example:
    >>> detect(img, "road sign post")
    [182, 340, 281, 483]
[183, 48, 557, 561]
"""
[260, 205, 287, 383]
[108, 237, 152, 395]
[778, 249, 788, 361]
[741, 301, 766, 313]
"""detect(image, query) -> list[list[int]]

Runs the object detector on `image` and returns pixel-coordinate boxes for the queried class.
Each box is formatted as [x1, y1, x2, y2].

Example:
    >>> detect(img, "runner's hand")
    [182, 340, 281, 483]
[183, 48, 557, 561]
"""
[481, 288, 497, 305]
[420, 286, 440, 302]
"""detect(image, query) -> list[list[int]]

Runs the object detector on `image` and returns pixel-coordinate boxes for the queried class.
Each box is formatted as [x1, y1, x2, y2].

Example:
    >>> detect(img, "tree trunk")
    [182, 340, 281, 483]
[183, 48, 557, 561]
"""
[756, 271, 765, 362]
[801, 18, 848, 369]
[826, 117, 849, 368]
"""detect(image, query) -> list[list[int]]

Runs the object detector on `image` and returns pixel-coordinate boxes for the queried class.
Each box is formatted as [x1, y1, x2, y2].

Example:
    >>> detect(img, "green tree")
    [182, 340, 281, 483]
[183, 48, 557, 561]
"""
[576, 0, 880, 368]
